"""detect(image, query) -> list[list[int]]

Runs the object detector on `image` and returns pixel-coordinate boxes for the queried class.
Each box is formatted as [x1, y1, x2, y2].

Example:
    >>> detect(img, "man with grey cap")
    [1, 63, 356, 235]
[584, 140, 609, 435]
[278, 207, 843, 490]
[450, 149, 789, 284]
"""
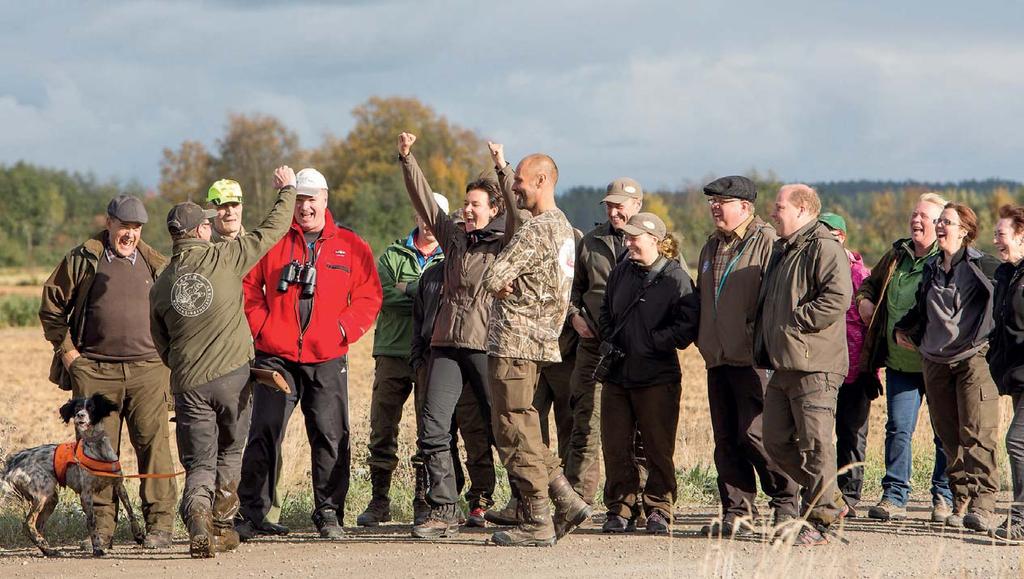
[694, 176, 799, 538]
[39, 194, 177, 550]
[563, 177, 644, 513]
[150, 166, 297, 558]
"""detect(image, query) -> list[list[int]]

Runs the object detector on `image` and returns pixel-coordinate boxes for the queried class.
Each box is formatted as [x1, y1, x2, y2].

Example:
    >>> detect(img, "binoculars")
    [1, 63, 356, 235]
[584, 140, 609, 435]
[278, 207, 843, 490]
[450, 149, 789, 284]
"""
[277, 260, 317, 298]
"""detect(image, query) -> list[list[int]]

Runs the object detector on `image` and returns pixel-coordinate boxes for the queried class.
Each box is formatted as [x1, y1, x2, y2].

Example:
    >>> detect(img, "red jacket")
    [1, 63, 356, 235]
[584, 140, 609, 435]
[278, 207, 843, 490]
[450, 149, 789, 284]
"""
[243, 211, 382, 363]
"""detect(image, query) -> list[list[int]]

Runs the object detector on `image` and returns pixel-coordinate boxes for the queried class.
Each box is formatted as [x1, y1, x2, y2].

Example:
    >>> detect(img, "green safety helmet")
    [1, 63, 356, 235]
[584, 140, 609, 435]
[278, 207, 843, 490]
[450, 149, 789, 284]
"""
[207, 179, 244, 206]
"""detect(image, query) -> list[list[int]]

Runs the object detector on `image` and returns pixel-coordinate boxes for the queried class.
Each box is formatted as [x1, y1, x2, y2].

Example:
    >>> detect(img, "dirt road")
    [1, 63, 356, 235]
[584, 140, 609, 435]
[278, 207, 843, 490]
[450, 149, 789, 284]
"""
[1, 504, 1021, 578]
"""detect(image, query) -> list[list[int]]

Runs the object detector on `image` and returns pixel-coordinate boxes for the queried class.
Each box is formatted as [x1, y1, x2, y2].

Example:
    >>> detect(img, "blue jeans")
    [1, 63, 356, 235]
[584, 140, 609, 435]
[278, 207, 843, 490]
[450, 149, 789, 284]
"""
[881, 369, 953, 506]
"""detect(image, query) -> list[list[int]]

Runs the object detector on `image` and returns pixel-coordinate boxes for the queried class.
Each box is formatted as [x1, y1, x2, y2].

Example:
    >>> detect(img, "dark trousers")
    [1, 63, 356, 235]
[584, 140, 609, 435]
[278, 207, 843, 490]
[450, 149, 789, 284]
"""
[564, 338, 603, 503]
[418, 347, 492, 506]
[922, 352, 1001, 512]
[174, 365, 251, 520]
[239, 354, 351, 523]
[70, 357, 177, 535]
[763, 370, 844, 526]
[602, 381, 680, 518]
[453, 383, 497, 510]
[367, 356, 418, 472]
[835, 379, 872, 507]
[1007, 392, 1024, 520]
[707, 365, 799, 518]
[534, 350, 575, 462]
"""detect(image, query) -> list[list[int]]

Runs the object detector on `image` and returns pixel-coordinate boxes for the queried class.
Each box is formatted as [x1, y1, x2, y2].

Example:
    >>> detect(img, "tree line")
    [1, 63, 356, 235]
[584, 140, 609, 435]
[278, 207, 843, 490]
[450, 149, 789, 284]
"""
[1, 96, 1022, 269]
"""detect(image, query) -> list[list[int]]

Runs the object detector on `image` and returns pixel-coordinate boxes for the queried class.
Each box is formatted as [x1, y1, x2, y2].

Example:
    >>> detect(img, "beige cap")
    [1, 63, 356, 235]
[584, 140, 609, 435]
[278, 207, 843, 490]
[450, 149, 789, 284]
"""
[620, 212, 666, 241]
[602, 177, 643, 204]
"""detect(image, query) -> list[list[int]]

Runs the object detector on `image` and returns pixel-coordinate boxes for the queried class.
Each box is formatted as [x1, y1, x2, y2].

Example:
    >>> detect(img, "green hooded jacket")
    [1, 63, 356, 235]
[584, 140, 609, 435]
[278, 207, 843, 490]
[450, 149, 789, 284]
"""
[372, 232, 443, 358]
[150, 187, 296, 393]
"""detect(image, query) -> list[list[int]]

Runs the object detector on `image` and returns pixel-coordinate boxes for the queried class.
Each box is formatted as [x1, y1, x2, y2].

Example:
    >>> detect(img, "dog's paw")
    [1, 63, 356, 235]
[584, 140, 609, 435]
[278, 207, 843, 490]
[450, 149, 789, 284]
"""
[92, 548, 107, 558]
[41, 548, 61, 558]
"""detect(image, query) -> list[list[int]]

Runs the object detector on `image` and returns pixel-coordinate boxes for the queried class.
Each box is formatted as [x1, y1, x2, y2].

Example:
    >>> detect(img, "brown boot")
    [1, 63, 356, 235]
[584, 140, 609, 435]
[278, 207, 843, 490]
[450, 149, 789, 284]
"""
[186, 505, 216, 559]
[484, 496, 522, 526]
[211, 481, 241, 552]
[549, 474, 592, 539]
[491, 496, 556, 547]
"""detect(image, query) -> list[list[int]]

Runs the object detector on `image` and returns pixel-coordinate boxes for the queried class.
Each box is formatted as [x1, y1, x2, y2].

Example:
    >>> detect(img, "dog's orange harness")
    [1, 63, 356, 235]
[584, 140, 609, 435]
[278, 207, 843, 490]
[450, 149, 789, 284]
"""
[53, 440, 121, 486]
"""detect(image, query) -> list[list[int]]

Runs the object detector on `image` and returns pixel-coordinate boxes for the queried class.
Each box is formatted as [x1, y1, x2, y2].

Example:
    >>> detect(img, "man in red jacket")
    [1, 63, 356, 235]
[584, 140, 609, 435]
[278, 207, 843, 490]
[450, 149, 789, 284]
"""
[236, 167, 383, 540]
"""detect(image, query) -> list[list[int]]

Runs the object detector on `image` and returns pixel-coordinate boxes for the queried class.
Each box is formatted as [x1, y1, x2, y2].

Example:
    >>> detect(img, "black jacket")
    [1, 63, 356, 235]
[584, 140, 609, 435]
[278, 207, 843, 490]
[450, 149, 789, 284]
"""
[988, 259, 1024, 394]
[599, 256, 699, 388]
[894, 246, 999, 350]
[411, 262, 445, 372]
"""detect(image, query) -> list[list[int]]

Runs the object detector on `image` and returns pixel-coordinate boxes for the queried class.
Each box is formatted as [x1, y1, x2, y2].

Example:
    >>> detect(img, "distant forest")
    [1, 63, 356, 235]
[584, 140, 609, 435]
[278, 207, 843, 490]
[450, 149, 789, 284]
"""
[2, 97, 1022, 269]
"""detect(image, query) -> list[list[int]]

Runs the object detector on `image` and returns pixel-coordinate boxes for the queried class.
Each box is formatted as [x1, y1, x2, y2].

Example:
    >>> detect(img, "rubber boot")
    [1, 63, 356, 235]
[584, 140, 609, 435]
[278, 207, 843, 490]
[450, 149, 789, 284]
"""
[186, 505, 216, 559]
[357, 467, 393, 526]
[549, 473, 592, 539]
[211, 481, 241, 553]
[491, 496, 556, 547]
[412, 457, 430, 525]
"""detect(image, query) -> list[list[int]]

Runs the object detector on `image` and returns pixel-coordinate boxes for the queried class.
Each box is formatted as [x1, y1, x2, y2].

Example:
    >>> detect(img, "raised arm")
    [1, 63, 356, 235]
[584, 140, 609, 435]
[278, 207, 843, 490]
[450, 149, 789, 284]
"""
[488, 140, 522, 242]
[398, 133, 458, 251]
[219, 166, 298, 274]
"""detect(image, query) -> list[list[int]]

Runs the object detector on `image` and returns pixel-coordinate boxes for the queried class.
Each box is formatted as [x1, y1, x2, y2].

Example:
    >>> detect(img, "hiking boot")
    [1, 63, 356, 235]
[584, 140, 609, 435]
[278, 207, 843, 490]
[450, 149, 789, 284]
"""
[357, 468, 393, 526]
[185, 506, 215, 559]
[931, 497, 953, 523]
[991, 517, 1024, 544]
[772, 511, 797, 528]
[645, 510, 670, 534]
[413, 498, 430, 526]
[79, 534, 113, 553]
[313, 508, 345, 540]
[945, 513, 964, 528]
[549, 474, 592, 539]
[792, 526, 829, 547]
[963, 509, 996, 533]
[412, 458, 430, 525]
[412, 503, 460, 539]
[142, 529, 173, 549]
[491, 497, 556, 547]
[485, 496, 522, 526]
[466, 507, 488, 528]
[867, 499, 907, 521]
[211, 481, 241, 553]
[700, 515, 750, 538]
[603, 514, 632, 533]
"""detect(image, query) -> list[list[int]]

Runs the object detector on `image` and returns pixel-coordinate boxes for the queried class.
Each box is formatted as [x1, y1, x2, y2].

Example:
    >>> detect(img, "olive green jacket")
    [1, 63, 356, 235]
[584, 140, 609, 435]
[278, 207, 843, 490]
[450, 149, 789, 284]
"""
[150, 187, 296, 393]
[39, 233, 167, 390]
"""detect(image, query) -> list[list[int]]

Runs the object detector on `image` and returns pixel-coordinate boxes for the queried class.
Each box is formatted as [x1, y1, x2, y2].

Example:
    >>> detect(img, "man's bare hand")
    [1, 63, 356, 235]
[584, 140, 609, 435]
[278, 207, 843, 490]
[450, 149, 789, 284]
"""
[487, 141, 506, 169]
[398, 132, 417, 157]
[571, 313, 595, 338]
[273, 166, 296, 189]
[857, 298, 876, 325]
[62, 349, 81, 370]
[494, 283, 515, 300]
[894, 330, 915, 351]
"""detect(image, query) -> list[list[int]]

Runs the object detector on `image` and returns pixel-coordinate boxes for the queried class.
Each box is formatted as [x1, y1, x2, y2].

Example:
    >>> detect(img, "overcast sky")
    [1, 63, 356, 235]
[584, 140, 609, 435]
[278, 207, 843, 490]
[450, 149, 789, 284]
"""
[1, 0, 1022, 191]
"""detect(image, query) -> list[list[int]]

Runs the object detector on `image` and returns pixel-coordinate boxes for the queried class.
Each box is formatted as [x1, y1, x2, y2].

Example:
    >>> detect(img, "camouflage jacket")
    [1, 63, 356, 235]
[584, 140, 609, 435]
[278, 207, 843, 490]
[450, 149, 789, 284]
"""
[483, 208, 575, 362]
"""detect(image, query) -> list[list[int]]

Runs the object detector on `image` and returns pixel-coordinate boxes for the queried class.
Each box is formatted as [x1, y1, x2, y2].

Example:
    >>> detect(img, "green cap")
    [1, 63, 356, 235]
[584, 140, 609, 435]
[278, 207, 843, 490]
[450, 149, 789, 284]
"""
[207, 179, 243, 206]
[818, 212, 847, 234]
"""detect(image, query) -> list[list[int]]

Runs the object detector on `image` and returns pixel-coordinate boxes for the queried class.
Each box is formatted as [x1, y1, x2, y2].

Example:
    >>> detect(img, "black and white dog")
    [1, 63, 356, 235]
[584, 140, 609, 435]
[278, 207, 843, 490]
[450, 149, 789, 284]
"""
[0, 394, 144, 557]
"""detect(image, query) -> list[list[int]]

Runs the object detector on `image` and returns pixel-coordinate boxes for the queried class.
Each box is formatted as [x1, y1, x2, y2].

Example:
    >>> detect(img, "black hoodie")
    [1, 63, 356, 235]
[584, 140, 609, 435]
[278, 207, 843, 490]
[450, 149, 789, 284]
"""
[988, 259, 1024, 394]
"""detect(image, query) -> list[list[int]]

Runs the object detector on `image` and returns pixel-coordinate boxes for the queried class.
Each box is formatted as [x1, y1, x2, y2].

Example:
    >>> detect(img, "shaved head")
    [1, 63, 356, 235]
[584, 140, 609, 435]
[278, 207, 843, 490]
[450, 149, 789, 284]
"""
[520, 154, 559, 187]
[513, 152, 560, 216]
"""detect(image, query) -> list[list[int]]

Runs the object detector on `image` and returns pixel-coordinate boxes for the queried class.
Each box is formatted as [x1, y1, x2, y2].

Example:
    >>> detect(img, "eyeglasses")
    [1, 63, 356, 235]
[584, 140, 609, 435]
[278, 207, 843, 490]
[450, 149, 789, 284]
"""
[707, 197, 740, 207]
[933, 218, 961, 227]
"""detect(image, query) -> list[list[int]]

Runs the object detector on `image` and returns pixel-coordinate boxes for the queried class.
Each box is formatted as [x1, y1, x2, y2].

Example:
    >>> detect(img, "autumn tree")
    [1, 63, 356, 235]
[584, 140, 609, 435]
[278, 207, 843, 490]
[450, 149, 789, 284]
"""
[158, 140, 213, 203]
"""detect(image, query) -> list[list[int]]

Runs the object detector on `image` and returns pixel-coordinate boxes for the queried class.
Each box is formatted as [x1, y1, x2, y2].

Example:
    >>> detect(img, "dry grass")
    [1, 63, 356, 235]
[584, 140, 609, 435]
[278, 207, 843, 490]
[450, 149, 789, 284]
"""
[0, 313, 1017, 544]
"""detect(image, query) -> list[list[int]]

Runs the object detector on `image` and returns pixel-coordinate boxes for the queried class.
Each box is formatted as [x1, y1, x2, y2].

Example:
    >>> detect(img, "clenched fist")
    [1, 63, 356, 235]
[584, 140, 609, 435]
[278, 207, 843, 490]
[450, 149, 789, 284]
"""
[273, 165, 296, 190]
[398, 132, 417, 157]
[487, 141, 506, 169]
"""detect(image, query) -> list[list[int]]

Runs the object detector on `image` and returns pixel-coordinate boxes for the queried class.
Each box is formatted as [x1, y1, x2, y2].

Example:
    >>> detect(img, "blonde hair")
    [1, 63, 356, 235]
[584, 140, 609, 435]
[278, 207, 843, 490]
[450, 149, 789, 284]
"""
[781, 183, 821, 216]
[658, 233, 680, 260]
[919, 192, 948, 209]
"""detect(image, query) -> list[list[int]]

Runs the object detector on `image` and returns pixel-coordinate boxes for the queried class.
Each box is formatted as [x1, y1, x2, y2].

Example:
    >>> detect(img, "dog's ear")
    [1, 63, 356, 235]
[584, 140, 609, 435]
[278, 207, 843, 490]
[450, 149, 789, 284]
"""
[88, 394, 119, 423]
[59, 399, 77, 424]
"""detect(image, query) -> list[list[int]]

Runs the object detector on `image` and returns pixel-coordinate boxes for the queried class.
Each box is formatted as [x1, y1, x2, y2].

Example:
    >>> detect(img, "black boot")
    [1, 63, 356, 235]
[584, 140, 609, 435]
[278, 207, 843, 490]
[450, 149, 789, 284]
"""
[357, 467, 393, 526]
[412, 457, 430, 525]
[411, 502, 460, 539]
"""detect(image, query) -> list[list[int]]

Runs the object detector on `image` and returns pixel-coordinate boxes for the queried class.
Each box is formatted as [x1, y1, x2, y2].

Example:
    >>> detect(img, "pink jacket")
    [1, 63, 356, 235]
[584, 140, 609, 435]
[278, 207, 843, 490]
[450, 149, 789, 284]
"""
[845, 250, 871, 384]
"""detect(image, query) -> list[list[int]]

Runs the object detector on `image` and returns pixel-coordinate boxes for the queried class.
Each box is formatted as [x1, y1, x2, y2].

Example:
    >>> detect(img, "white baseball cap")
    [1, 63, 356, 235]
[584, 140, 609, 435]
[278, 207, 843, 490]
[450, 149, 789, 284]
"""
[432, 192, 450, 215]
[295, 168, 328, 196]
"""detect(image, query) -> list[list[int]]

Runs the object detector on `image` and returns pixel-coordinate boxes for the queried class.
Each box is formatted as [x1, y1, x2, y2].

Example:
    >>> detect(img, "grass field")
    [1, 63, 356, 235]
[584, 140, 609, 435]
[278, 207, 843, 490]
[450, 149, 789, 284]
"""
[0, 307, 1016, 548]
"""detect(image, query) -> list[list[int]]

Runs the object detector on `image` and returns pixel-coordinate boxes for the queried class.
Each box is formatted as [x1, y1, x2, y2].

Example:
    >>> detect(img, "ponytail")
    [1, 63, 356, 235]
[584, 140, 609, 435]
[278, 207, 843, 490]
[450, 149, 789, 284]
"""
[657, 233, 680, 260]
